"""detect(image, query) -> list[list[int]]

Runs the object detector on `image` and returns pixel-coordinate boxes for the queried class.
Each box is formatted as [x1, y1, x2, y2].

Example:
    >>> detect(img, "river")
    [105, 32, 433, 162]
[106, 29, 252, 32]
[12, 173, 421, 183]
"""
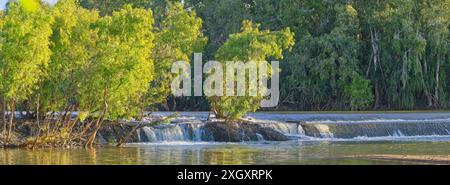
[2, 112, 450, 165]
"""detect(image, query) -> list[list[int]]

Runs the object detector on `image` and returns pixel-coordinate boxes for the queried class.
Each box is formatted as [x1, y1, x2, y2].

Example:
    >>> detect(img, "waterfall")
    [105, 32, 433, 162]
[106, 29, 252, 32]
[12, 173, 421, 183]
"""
[137, 123, 213, 142]
[256, 133, 265, 141]
[251, 119, 450, 139]
[300, 122, 450, 139]
[133, 116, 450, 142]
[141, 127, 158, 142]
[259, 122, 304, 136]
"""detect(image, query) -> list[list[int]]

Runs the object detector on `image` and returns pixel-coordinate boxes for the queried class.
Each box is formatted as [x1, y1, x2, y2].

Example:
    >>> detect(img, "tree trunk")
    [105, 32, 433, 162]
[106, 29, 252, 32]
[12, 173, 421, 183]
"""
[420, 75, 433, 108]
[36, 95, 40, 134]
[172, 98, 177, 111]
[116, 122, 141, 147]
[417, 54, 433, 108]
[116, 103, 145, 147]
[6, 101, 15, 144]
[85, 92, 108, 149]
[30, 96, 41, 149]
[85, 116, 103, 149]
[434, 59, 440, 107]
[424, 88, 433, 108]
[1, 99, 5, 136]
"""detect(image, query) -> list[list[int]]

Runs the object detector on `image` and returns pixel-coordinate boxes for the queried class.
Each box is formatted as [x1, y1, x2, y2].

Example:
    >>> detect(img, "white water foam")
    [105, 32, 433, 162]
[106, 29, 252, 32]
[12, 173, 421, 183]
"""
[126, 141, 226, 146]
[306, 118, 450, 124]
[132, 113, 450, 143]
[289, 134, 450, 142]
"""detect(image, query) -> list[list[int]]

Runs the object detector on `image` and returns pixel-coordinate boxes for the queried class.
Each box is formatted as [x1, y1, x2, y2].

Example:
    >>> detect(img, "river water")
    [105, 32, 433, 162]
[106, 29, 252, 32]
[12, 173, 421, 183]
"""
[2, 112, 450, 165]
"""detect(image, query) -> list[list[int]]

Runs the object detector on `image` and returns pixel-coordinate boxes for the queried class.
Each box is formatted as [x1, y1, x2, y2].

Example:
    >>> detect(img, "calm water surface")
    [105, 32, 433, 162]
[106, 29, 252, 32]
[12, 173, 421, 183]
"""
[1, 140, 450, 165]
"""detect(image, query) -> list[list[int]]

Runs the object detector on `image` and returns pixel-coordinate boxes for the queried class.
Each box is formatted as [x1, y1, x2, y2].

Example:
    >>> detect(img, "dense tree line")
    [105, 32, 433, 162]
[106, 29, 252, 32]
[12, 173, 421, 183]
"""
[184, 0, 450, 111]
[76, 0, 450, 111]
[0, 0, 449, 123]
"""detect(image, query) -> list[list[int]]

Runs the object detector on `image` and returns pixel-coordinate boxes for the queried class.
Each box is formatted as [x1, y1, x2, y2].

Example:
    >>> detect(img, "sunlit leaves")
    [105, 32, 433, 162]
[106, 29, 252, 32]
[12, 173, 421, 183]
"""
[148, 2, 207, 107]
[38, 0, 99, 111]
[212, 20, 294, 119]
[78, 5, 155, 120]
[0, 1, 53, 102]
[18, 0, 40, 13]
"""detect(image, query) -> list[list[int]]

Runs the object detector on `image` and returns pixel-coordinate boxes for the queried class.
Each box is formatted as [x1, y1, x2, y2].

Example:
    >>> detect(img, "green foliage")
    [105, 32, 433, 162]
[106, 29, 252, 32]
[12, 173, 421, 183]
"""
[1, 0, 450, 124]
[79, 0, 150, 16]
[19, 0, 40, 12]
[344, 74, 374, 110]
[190, 0, 450, 111]
[212, 20, 294, 119]
[78, 0, 180, 17]
[248, 1, 368, 110]
[78, 5, 155, 120]
[148, 2, 207, 106]
[186, 0, 253, 59]
[356, 0, 450, 109]
[38, 0, 99, 112]
[0, 1, 53, 103]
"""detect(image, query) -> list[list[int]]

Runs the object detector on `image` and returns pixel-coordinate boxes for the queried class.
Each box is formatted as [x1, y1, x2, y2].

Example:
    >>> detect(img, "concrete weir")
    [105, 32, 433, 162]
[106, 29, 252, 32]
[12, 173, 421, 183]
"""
[299, 121, 450, 139]
[97, 116, 450, 143]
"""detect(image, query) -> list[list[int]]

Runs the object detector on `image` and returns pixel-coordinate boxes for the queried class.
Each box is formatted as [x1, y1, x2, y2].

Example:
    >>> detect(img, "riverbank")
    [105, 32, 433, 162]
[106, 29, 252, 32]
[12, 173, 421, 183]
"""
[5, 111, 450, 148]
[0, 117, 290, 148]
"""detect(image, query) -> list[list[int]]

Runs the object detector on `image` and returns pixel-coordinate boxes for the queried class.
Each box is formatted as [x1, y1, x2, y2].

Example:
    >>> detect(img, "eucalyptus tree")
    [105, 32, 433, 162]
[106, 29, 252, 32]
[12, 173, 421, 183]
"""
[78, 5, 155, 148]
[368, 0, 427, 109]
[212, 20, 294, 119]
[417, 0, 450, 107]
[0, 0, 53, 143]
[355, 0, 450, 109]
[271, 1, 372, 110]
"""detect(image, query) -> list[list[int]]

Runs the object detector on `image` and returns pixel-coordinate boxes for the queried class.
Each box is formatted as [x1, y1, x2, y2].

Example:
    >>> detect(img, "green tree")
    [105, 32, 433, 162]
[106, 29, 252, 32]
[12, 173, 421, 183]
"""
[78, 5, 155, 148]
[417, 0, 450, 107]
[356, 0, 450, 109]
[37, 0, 99, 116]
[20, 0, 101, 146]
[149, 2, 207, 108]
[272, 1, 368, 110]
[212, 20, 294, 119]
[0, 0, 53, 142]
[345, 74, 374, 110]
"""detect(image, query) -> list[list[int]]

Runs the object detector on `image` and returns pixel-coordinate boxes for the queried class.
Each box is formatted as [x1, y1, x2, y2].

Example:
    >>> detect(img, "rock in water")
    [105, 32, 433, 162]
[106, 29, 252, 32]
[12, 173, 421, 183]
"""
[203, 121, 288, 142]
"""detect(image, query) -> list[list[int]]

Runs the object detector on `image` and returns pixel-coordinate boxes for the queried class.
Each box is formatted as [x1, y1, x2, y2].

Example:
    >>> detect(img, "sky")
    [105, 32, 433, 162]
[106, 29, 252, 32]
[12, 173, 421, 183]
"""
[0, 0, 58, 10]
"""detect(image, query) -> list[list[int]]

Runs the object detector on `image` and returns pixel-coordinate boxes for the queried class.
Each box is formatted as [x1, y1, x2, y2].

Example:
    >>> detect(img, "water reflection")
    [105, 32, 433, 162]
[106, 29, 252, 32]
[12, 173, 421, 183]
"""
[2, 141, 450, 165]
